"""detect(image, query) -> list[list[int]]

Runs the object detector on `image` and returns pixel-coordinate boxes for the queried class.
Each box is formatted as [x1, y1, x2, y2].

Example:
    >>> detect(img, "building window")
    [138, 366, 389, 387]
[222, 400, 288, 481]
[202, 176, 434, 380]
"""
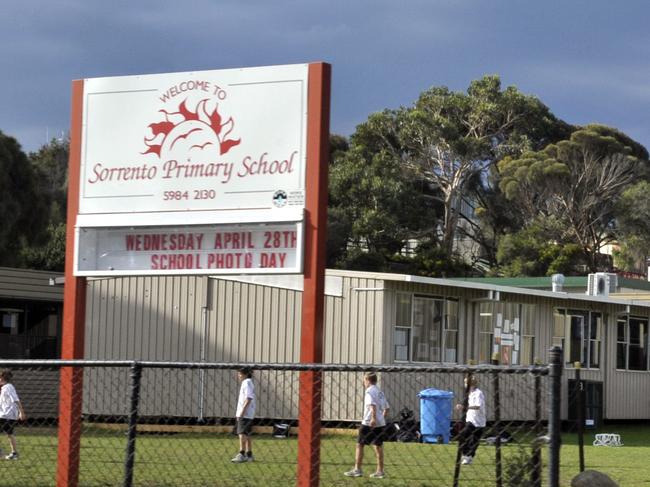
[394, 293, 412, 361]
[477, 302, 535, 365]
[444, 299, 458, 363]
[553, 308, 602, 368]
[478, 303, 494, 364]
[617, 316, 648, 371]
[412, 296, 443, 362]
[394, 327, 411, 361]
[520, 305, 536, 366]
[588, 312, 602, 369]
[393, 293, 458, 363]
[1, 310, 20, 334]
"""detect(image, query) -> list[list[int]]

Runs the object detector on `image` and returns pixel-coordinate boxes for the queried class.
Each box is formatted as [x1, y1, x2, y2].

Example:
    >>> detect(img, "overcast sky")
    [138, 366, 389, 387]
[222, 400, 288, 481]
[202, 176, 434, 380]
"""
[2, 0, 649, 154]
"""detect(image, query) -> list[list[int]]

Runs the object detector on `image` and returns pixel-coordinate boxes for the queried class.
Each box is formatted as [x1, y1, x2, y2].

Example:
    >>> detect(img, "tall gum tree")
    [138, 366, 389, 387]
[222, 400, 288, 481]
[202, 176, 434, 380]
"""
[399, 75, 568, 256]
[499, 124, 649, 272]
[329, 111, 434, 268]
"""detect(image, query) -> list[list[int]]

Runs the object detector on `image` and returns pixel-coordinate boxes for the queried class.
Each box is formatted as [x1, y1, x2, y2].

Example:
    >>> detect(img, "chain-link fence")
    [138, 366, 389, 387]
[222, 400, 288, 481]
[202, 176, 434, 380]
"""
[0, 357, 561, 487]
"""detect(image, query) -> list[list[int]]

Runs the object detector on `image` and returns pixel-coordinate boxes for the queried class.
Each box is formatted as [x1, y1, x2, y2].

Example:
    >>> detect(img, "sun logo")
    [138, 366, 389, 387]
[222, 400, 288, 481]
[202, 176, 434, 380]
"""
[143, 99, 241, 161]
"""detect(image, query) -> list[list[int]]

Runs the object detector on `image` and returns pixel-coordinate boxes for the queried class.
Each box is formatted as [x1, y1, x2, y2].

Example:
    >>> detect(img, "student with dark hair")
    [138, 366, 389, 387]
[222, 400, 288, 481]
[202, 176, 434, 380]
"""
[0, 369, 26, 460]
[344, 372, 390, 479]
[231, 367, 256, 463]
[455, 375, 486, 465]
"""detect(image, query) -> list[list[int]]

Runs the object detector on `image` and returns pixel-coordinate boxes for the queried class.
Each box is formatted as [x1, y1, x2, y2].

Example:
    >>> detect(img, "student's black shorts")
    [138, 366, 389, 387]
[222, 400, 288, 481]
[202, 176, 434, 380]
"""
[357, 425, 386, 446]
[236, 418, 253, 436]
[0, 419, 17, 435]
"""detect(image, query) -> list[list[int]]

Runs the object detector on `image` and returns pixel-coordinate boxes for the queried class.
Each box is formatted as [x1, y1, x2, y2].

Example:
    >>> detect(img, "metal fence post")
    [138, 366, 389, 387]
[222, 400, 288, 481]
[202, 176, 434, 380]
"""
[453, 370, 472, 487]
[491, 354, 502, 487]
[531, 366, 542, 487]
[548, 347, 563, 487]
[124, 362, 142, 487]
[574, 363, 585, 472]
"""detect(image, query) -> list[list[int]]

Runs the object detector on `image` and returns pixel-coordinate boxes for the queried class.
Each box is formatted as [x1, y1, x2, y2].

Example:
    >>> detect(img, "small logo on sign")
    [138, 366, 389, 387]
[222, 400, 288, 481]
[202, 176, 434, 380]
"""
[273, 190, 288, 207]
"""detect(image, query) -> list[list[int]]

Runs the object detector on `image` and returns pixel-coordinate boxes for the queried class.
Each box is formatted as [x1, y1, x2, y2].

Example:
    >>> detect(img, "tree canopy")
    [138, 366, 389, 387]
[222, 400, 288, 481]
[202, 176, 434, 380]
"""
[328, 113, 436, 271]
[499, 124, 649, 272]
[0, 134, 68, 270]
[0, 131, 44, 267]
[328, 75, 574, 276]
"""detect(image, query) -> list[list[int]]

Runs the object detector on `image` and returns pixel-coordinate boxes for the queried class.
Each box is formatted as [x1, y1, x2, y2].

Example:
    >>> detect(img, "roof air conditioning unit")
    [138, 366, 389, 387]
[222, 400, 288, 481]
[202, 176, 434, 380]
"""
[587, 273, 618, 297]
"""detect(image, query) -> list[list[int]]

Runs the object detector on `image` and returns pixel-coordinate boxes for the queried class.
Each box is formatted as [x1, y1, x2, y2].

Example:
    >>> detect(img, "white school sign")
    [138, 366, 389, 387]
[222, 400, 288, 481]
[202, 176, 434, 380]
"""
[74, 64, 309, 276]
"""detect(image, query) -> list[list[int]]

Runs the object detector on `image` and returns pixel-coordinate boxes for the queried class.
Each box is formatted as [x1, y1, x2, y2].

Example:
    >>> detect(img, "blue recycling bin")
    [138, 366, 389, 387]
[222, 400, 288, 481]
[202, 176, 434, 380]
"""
[418, 388, 454, 444]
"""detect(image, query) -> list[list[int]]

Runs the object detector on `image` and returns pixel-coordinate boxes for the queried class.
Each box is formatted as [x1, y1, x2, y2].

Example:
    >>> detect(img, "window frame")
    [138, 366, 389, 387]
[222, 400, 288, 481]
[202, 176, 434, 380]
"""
[616, 315, 649, 371]
[393, 292, 459, 364]
[477, 302, 535, 366]
[553, 308, 602, 369]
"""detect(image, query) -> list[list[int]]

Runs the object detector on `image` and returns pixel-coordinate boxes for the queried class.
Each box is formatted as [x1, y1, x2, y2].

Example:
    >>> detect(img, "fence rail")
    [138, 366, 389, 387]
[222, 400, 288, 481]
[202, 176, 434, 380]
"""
[0, 355, 561, 487]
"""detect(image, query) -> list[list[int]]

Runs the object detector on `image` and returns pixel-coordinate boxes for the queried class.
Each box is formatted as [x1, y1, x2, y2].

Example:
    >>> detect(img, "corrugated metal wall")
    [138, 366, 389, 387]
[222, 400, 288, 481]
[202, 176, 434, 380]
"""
[206, 278, 301, 363]
[322, 276, 385, 421]
[85, 275, 206, 360]
[604, 302, 650, 419]
[83, 274, 384, 420]
[203, 278, 303, 419]
[82, 273, 650, 421]
[84, 276, 207, 417]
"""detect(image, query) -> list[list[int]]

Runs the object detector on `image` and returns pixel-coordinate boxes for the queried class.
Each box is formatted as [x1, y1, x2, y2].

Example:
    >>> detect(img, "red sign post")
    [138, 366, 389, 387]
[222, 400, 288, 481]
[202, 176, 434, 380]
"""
[297, 63, 330, 487]
[57, 79, 86, 487]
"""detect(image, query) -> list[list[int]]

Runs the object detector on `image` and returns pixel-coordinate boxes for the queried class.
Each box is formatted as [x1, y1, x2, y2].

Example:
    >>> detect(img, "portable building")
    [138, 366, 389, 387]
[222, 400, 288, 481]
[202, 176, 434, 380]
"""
[82, 270, 650, 424]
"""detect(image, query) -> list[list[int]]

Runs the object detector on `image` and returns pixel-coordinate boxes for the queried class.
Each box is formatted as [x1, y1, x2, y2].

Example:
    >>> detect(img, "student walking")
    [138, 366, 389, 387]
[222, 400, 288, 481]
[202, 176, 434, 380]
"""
[344, 372, 390, 479]
[455, 375, 486, 465]
[231, 367, 256, 463]
[0, 369, 26, 460]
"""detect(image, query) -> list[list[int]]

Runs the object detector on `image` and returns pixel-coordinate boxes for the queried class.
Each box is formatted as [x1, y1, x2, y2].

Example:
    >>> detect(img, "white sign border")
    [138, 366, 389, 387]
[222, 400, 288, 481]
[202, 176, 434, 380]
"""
[74, 217, 304, 277]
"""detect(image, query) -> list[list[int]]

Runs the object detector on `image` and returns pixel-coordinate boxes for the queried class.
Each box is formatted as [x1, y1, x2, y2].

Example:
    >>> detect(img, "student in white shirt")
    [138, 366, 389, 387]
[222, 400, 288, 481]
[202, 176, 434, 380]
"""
[344, 372, 390, 479]
[455, 375, 486, 465]
[0, 369, 26, 460]
[231, 367, 256, 463]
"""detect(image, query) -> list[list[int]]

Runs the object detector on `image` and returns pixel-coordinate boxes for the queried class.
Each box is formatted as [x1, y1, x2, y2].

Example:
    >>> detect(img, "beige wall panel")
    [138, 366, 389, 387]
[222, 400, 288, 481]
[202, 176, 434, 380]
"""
[603, 302, 650, 419]
[321, 277, 385, 421]
[205, 279, 302, 363]
[382, 287, 395, 363]
[201, 278, 304, 418]
[86, 276, 205, 361]
[85, 276, 207, 417]
[606, 371, 650, 418]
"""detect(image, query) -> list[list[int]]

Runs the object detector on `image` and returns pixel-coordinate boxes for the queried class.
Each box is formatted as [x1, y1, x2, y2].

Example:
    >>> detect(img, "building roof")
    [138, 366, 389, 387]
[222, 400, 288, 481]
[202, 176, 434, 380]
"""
[449, 275, 650, 292]
[325, 269, 650, 309]
[36, 265, 650, 309]
[0, 267, 64, 302]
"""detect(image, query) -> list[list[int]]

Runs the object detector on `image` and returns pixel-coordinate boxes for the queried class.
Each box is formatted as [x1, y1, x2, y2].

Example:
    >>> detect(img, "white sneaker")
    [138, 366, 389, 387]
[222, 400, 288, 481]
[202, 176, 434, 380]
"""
[231, 453, 247, 463]
[370, 471, 385, 478]
[5, 452, 18, 461]
[344, 468, 363, 477]
[461, 455, 472, 465]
